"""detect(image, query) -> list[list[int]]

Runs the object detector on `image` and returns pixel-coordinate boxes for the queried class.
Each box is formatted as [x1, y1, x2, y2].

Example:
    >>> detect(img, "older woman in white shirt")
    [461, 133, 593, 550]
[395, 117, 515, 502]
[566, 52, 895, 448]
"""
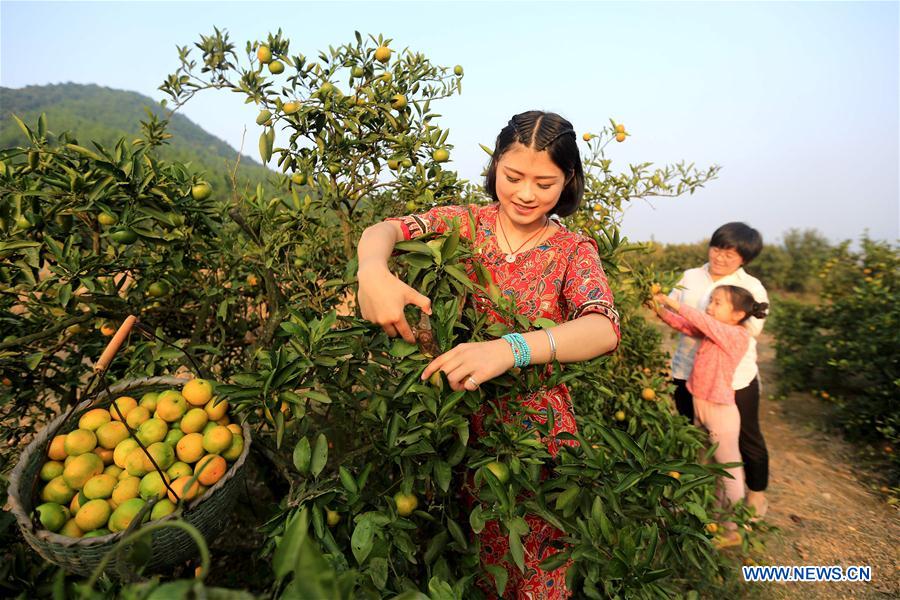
[668, 222, 770, 518]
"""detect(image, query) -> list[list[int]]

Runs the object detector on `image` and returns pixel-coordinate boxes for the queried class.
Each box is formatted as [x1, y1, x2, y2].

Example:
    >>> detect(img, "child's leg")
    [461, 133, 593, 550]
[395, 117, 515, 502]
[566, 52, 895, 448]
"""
[694, 399, 745, 513]
[672, 379, 694, 422]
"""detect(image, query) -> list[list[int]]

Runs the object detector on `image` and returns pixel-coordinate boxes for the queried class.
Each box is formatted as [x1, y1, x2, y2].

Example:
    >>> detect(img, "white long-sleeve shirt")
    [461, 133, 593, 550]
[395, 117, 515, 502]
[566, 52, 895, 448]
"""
[668, 264, 768, 389]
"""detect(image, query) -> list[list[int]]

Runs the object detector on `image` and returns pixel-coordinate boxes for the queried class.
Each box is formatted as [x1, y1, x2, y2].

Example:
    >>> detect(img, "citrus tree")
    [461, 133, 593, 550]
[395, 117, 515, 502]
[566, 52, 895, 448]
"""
[1, 28, 751, 599]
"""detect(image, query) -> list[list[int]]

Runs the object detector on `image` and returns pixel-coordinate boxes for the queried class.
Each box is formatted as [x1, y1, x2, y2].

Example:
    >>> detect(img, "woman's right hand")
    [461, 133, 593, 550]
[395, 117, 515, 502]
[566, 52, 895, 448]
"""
[357, 264, 432, 344]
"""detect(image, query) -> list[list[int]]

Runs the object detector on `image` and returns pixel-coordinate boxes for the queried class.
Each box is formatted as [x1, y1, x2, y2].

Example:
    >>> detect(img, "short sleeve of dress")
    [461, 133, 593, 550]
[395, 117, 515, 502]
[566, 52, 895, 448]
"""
[562, 239, 621, 345]
[386, 204, 474, 241]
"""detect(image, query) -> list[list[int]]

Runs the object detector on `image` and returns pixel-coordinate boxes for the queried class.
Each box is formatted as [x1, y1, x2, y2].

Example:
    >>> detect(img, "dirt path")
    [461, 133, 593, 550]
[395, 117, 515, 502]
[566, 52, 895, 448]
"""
[735, 334, 899, 598]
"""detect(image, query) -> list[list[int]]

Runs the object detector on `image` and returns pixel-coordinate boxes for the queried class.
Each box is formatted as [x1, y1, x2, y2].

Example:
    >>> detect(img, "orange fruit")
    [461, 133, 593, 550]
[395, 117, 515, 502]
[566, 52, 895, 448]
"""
[35, 502, 68, 532]
[139, 471, 171, 500]
[93, 447, 114, 465]
[268, 60, 285, 74]
[64, 429, 97, 456]
[79, 408, 111, 431]
[394, 492, 418, 517]
[125, 406, 151, 429]
[139, 392, 159, 412]
[59, 518, 84, 538]
[205, 398, 229, 421]
[246, 274, 259, 287]
[668, 471, 681, 480]
[641, 388, 657, 401]
[111, 477, 141, 506]
[151, 498, 177, 520]
[582, 133, 593, 141]
[326, 509, 341, 527]
[706, 522, 719, 534]
[432, 148, 450, 163]
[257, 45, 272, 63]
[167, 476, 201, 503]
[374, 45, 391, 63]
[156, 391, 188, 422]
[96, 421, 129, 449]
[194, 454, 227, 486]
[83, 474, 117, 499]
[222, 432, 244, 461]
[191, 182, 212, 201]
[42, 476, 76, 504]
[136, 418, 168, 445]
[100, 322, 116, 337]
[615, 132, 626, 143]
[182, 379, 214, 406]
[180, 408, 209, 434]
[109, 396, 138, 421]
[176, 433, 205, 464]
[167, 461, 193, 479]
[113, 438, 139, 469]
[63, 453, 104, 489]
[103, 465, 123, 478]
[202, 426, 233, 454]
[48, 435, 68, 460]
[226, 423, 242, 436]
[109, 498, 146, 532]
[40, 460, 65, 482]
[615, 124, 625, 134]
[283, 101, 301, 115]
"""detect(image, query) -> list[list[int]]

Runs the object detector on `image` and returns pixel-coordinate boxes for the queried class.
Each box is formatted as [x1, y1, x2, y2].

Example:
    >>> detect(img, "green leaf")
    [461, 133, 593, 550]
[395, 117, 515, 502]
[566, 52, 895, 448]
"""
[427, 576, 456, 600]
[25, 352, 44, 371]
[508, 531, 525, 572]
[433, 460, 451, 492]
[350, 518, 375, 564]
[469, 505, 485, 534]
[310, 434, 328, 478]
[272, 508, 309, 582]
[339, 466, 358, 494]
[484, 564, 508, 597]
[292, 437, 311, 473]
[555, 486, 580, 511]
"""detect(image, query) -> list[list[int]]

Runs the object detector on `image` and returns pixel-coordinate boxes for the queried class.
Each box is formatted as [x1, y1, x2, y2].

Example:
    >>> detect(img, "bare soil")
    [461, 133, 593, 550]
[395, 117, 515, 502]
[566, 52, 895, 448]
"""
[738, 335, 900, 598]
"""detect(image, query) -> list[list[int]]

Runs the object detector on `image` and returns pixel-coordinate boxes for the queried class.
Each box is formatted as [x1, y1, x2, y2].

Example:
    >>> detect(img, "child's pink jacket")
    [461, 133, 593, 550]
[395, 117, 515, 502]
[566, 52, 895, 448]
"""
[658, 305, 750, 405]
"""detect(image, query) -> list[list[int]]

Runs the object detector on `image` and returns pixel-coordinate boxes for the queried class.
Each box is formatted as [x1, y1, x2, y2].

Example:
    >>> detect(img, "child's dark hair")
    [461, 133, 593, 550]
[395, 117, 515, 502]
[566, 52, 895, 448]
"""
[709, 222, 763, 264]
[484, 110, 584, 217]
[718, 285, 769, 322]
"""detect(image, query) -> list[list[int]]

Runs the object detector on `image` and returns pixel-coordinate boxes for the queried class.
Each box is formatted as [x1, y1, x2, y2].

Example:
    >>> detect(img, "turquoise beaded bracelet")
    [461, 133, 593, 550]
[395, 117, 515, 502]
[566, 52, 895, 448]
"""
[502, 333, 531, 368]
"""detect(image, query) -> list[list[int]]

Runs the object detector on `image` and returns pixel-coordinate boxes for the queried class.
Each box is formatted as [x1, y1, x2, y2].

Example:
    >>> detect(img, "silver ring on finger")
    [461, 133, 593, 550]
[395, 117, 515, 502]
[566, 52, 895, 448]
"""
[466, 376, 479, 389]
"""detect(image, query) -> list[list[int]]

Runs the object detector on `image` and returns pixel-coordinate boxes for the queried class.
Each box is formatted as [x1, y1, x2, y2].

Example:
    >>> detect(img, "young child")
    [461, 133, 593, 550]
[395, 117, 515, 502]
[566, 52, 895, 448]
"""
[653, 285, 769, 546]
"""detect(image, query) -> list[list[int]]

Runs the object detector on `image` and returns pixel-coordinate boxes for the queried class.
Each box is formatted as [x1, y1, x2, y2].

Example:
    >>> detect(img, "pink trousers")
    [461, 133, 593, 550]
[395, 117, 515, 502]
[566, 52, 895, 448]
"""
[693, 398, 745, 514]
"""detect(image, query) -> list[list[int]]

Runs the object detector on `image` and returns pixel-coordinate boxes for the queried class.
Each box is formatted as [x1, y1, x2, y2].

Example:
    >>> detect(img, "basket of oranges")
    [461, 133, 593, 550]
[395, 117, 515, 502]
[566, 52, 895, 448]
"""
[7, 375, 251, 578]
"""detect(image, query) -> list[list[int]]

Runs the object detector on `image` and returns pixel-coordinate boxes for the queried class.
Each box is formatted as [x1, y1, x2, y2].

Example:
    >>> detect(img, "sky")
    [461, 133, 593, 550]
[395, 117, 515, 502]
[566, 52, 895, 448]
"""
[1, 0, 898, 245]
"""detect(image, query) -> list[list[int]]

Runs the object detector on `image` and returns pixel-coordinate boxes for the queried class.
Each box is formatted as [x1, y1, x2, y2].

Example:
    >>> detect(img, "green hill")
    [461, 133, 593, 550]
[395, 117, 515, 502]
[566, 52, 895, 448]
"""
[0, 83, 272, 193]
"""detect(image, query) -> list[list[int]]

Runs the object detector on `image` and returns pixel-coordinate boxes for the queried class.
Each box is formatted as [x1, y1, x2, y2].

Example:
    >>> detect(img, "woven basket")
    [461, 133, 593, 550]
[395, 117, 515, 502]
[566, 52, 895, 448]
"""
[7, 376, 252, 578]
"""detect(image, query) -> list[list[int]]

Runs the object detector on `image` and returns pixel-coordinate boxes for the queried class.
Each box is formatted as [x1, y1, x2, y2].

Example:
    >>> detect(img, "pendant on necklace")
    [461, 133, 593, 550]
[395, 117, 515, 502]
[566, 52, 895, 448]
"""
[505, 254, 516, 263]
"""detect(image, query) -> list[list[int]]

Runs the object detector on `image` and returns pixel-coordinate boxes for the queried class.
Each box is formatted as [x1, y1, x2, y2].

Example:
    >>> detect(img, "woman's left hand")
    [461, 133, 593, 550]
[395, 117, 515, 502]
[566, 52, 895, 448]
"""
[421, 339, 515, 392]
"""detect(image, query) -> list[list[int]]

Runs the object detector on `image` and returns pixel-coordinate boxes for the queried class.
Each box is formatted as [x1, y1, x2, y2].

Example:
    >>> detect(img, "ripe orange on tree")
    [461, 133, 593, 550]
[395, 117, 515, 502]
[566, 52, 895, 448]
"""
[257, 45, 273, 64]
[394, 491, 418, 517]
[374, 45, 392, 63]
[641, 388, 657, 401]
[615, 132, 627, 143]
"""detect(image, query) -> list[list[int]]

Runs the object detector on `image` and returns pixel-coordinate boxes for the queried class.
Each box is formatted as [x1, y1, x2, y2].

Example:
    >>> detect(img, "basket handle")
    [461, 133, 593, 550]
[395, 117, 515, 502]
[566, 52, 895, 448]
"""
[93, 316, 137, 374]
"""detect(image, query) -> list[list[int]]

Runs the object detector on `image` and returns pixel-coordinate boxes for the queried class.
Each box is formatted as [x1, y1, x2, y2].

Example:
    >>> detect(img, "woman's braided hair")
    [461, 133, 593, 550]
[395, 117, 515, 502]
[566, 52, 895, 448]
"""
[484, 111, 585, 217]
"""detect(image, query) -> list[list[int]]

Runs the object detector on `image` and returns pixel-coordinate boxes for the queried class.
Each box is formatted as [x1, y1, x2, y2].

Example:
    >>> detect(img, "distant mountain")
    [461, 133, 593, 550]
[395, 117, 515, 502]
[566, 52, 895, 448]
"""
[0, 83, 272, 192]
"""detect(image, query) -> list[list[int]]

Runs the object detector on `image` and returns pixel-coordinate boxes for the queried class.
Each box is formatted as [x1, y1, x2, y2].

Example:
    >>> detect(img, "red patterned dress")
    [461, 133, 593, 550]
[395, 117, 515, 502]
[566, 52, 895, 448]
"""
[389, 203, 620, 599]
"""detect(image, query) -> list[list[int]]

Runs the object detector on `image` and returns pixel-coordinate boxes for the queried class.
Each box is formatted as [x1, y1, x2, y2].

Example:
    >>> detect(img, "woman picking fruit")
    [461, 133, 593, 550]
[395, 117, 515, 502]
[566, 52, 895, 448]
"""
[651, 286, 769, 547]
[356, 111, 620, 598]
